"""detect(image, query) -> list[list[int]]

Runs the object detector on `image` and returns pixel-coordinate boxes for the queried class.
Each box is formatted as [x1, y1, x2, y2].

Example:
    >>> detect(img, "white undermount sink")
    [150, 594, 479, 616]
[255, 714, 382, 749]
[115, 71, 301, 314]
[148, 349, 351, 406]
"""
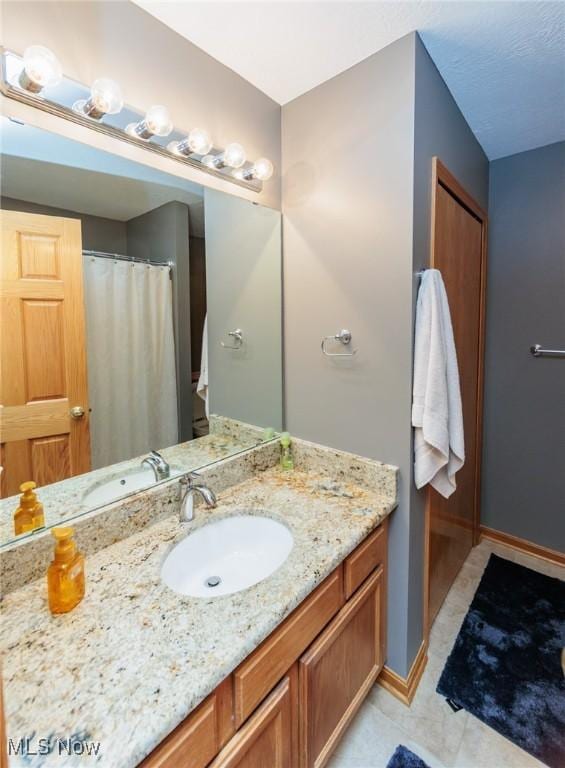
[82, 465, 181, 508]
[161, 515, 294, 597]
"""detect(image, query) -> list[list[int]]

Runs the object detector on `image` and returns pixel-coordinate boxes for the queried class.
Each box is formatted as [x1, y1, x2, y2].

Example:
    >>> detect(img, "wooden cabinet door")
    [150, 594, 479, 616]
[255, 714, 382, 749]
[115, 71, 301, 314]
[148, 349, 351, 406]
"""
[234, 566, 343, 727]
[210, 668, 297, 768]
[0, 210, 90, 497]
[141, 678, 234, 768]
[299, 567, 385, 768]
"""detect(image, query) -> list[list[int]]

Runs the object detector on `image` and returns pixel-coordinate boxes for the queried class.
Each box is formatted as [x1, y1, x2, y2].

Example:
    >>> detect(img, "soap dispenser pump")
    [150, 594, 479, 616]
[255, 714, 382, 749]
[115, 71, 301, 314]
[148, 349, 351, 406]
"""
[280, 432, 294, 471]
[47, 527, 85, 614]
[14, 481, 44, 535]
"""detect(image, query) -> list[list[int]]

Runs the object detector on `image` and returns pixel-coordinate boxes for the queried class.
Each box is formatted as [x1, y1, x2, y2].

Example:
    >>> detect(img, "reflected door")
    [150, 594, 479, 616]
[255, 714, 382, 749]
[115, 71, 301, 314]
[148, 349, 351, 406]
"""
[426, 160, 487, 628]
[0, 210, 90, 497]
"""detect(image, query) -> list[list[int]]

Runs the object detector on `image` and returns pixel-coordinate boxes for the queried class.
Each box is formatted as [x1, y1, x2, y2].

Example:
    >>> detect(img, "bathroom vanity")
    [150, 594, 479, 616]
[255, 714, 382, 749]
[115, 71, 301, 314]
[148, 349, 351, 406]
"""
[144, 519, 388, 768]
[0, 41, 402, 768]
[0, 438, 397, 768]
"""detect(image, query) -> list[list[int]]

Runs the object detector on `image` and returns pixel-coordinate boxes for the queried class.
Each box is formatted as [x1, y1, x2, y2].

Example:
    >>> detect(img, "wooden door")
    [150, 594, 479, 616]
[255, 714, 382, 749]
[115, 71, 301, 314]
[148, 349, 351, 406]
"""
[210, 669, 297, 768]
[299, 567, 385, 768]
[426, 158, 487, 629]
[0, 210, 90, 497]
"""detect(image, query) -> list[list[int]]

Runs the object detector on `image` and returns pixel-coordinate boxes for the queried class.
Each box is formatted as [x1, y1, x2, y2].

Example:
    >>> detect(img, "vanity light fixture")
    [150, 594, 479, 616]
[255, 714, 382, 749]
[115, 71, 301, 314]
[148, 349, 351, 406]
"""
[202, 142, 246, 170]
[168, 127, 212, 157]
[126, 104, 173, 140]
[234, 157, 274, 182]
[19, 45, 62, 93]
[2, 46, 273, 191]
[73, 78, 124, 120]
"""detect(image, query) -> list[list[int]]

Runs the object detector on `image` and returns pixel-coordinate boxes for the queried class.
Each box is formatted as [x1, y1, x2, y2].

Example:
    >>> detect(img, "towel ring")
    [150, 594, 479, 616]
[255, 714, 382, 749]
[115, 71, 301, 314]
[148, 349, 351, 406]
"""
[221, 329, 243, 349]
[321, 329, 357, 357]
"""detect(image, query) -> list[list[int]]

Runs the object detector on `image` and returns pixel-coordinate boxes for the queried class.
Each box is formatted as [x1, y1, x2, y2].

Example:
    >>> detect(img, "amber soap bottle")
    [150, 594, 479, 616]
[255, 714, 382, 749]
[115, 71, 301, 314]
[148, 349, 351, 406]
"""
[14, 481, 44, 535]
[47, 527, 85, 614]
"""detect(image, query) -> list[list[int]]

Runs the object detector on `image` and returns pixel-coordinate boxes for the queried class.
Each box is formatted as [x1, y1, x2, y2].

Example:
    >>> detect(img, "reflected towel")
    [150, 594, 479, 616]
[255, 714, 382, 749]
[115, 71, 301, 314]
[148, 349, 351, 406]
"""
[197, 315, 209, 418]
[412, 269, 464, 498]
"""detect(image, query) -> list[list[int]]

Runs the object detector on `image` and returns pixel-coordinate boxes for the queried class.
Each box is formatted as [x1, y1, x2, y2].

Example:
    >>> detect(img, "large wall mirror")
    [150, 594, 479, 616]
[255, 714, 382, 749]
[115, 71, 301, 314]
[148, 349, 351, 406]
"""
[0, 117, 282, 546]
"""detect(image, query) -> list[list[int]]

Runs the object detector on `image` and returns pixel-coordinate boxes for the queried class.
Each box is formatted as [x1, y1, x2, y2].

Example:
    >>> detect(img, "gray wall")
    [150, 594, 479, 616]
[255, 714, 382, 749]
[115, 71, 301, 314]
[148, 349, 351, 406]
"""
[282, 33, 489, 676]
[205, 189, 283, 432]
[410, 35, 489, 661]
[482, 142, 565, 551]
[127, 202, 193, 443]
[283, 34, 417, 676]
[0, 197, 127, 253]
[1, 0, 281, 210]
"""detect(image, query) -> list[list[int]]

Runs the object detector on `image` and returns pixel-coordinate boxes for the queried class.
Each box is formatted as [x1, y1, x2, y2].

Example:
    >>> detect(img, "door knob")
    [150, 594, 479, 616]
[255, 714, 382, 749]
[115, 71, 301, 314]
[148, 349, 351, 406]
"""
[70, 406, 85, 419]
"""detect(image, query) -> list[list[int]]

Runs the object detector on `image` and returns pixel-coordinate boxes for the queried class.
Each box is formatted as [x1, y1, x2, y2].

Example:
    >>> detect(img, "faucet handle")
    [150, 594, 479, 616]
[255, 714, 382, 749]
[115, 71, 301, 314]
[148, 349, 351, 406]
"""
[179, 471, 200, 488]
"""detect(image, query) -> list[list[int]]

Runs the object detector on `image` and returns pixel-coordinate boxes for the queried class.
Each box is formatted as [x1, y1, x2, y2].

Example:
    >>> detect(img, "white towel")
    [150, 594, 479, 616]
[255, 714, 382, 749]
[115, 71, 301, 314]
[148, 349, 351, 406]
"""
[196, 315, 209, 418]
[412, 269, 464, 498]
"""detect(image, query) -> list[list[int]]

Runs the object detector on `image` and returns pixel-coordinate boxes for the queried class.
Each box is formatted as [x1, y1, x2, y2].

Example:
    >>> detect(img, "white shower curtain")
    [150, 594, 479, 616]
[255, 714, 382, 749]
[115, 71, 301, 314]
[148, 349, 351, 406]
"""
[83, 256, 178, 469]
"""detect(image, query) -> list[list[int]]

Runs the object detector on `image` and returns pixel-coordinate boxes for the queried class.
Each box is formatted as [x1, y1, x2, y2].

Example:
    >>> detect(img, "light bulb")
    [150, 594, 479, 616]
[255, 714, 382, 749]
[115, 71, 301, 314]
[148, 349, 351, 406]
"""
[223, 143, 246, 169]
[187, 128, 212, 155]
[201, 154, 218, 168]
[145, 105, 173, 136]
[253, 158, 274, 181]
[89, 78, 123, 115]
[19, 45, 62, 93]
[127, 105, 172, 140]
[199, 143, 245, 171]
[233, 157, 274, 183]
[73, 78, 123, 120]
[169, 127, 212, 157]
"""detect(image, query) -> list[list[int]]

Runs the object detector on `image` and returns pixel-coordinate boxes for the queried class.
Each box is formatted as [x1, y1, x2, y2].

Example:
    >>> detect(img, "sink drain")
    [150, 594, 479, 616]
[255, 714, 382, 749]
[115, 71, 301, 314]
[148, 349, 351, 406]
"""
[205, 576, 222, 588]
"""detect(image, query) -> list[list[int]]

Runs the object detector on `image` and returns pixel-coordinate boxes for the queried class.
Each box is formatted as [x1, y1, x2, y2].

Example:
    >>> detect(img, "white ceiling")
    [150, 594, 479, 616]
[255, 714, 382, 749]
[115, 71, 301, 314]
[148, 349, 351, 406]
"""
[133, 1, 565, 160]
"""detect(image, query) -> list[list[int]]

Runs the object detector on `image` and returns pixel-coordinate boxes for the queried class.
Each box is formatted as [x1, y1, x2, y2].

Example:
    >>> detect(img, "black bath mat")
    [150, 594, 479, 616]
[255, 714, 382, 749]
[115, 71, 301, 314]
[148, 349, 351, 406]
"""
[386, 745, 430, 768]
[437, 554, 565, 767]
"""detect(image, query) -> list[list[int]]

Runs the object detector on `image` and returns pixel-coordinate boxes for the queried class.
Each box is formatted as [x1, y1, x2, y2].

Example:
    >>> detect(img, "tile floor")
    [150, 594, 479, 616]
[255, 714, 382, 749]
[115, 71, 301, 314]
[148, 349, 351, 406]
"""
[328, 539, 564, 768]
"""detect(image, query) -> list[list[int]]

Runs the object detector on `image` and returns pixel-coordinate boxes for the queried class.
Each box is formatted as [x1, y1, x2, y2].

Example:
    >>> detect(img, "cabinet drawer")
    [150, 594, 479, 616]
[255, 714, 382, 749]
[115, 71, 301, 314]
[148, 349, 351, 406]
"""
[234, 566, 344, 727]
[299, 567, 385, 768]
[141, 678, 233, 768]
[344, 521, 387, 599]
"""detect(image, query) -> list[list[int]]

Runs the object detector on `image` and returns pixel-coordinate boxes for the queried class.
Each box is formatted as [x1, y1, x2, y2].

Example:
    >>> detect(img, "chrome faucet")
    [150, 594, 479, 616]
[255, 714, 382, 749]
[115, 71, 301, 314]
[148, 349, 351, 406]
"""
[142, 450, 170, 481]
[179, 473, 217, 522]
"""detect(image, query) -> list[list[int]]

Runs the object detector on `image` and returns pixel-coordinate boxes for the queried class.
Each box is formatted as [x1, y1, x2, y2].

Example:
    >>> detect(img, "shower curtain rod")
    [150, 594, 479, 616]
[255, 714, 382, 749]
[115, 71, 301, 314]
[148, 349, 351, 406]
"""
[83, 249, 173, 270]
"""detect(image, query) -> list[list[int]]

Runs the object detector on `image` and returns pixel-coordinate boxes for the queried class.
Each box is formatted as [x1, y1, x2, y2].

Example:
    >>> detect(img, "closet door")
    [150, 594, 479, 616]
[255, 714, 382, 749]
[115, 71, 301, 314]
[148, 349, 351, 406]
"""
[0, 210, 90, 496]
[426, 159, 487, 629]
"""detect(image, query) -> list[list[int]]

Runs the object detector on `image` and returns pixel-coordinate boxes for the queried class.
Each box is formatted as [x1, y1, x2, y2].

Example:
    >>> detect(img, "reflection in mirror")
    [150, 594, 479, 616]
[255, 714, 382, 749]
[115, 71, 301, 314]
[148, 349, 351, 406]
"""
[0, 118, 282, 546]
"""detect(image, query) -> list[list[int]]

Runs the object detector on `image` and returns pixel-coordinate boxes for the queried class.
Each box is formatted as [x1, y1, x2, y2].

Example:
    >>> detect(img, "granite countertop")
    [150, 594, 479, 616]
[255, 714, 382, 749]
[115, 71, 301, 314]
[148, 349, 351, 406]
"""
[0, 467, 396, 768]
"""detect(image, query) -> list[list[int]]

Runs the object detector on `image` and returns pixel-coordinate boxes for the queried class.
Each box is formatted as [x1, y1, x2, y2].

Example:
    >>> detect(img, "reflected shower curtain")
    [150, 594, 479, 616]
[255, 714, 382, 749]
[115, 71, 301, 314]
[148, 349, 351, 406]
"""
[83, 256, 178, 469]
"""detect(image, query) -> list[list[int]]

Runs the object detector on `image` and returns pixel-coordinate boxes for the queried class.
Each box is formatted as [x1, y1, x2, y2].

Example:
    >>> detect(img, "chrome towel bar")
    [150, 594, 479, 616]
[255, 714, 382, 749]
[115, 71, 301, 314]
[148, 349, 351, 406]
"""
[530, 344, 565, 358]
[321, 329, 357, 357]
